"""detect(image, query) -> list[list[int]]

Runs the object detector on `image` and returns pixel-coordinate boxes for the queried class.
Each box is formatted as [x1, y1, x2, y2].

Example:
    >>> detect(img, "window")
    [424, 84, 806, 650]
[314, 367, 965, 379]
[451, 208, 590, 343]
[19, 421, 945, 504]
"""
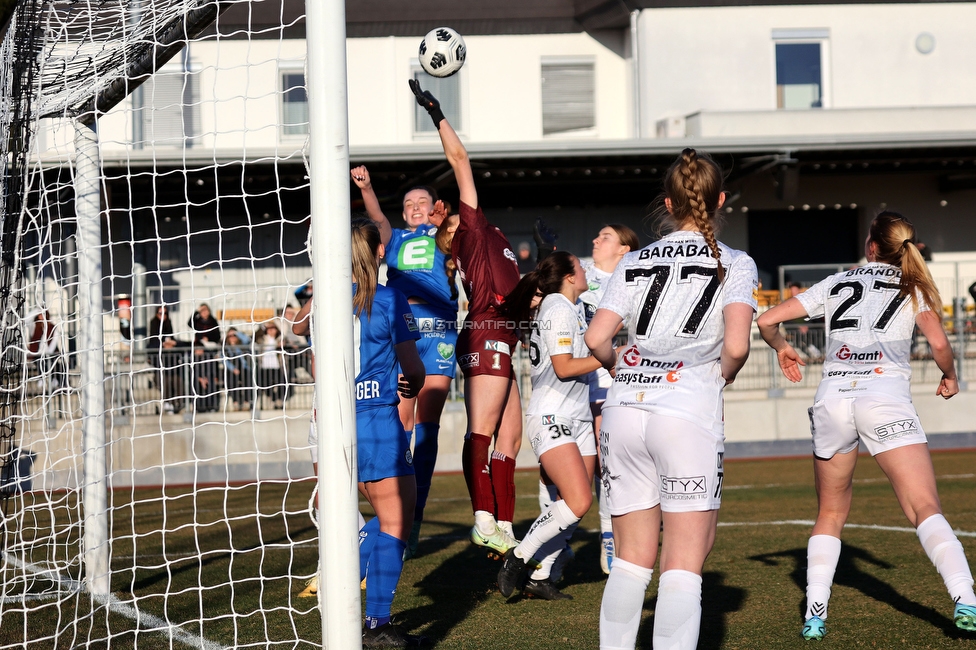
[413, 68, 460, 133]
[773, 30, 828, 110]
[541, 60, 595, 136]
[132, 65, 197, 148]
[281, 70, 308, 136]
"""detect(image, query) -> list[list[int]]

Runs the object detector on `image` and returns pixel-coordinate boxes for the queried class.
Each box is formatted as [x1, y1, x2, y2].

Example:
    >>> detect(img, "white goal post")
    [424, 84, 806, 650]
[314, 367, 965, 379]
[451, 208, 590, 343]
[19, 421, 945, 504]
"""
[0, 0, 360, 647]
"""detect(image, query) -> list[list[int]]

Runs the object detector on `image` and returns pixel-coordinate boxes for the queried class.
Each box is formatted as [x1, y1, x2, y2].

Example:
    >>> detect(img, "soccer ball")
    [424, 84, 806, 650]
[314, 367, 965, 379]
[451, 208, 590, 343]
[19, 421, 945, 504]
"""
[418, 27, 466, 78]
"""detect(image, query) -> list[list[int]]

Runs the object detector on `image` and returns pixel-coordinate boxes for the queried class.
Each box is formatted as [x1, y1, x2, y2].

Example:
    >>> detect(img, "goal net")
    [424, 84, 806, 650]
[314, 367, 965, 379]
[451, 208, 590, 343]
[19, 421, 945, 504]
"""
[0, 1, 329, 647]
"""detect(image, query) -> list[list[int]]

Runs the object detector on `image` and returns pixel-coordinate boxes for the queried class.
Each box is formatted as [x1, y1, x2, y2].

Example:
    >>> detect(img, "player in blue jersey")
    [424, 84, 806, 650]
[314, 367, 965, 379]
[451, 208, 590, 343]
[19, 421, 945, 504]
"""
[758, 212, 976, 639]
[348, 218, 427, 647]
[351, 165, 459, 559]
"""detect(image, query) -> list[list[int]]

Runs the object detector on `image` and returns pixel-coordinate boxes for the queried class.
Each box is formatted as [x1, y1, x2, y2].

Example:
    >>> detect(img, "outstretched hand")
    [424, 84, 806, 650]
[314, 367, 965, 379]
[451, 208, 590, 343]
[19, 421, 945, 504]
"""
[408, 79, 445, 128]
[429, 200, 448, 227]
[777, 345, 805, 383]
[534, 217, 558, 250]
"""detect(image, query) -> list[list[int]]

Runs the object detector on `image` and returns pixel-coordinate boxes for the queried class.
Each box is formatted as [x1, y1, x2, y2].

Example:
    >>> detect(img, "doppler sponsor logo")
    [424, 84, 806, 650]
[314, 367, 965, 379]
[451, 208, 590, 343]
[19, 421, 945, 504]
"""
[836, 345, 883, 362]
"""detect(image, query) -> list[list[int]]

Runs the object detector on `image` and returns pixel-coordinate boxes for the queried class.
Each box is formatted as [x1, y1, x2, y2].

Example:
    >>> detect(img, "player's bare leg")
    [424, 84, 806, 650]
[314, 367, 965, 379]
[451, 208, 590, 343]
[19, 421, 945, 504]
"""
[802, 449, 856, 639]
[600, 507, 660, 650]
[875, 443, 976, 630]
[464, 373, 521, 556]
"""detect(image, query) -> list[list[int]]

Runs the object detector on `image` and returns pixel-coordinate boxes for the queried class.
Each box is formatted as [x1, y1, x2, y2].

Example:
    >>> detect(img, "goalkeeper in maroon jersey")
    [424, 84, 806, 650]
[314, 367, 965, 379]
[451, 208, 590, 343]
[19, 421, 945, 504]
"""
[409, 79, 523, 556]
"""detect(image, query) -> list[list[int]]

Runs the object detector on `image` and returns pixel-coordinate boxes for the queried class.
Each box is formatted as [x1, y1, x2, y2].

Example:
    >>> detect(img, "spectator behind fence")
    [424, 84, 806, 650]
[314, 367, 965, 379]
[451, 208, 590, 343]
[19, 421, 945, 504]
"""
[279, 305, 312, 384]
[147, 306, 186, 414]
[26, 308, 66, 394]
[189, 303, 222, 412]
[294, 280, 313, 307]
[254, 321, 286, 408]
[222, 327, 252, 411]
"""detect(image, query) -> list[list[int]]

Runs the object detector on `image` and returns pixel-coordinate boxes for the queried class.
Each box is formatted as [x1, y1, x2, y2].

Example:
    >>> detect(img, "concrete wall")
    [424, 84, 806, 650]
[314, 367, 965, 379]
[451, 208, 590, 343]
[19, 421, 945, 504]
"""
[639, 3, 976, 130]
[20, 378, 975, 490]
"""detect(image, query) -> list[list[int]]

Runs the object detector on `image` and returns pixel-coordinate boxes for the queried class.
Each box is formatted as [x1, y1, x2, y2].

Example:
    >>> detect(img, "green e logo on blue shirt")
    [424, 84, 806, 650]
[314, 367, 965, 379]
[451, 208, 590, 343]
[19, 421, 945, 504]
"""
[398, 237, 436, 270]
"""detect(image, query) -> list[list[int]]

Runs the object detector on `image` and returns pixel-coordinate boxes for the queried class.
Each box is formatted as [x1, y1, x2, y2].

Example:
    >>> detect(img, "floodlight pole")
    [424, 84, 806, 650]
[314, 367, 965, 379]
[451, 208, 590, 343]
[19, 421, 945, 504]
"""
[305, 0, 362, 647]
[74, 121, 111, 597]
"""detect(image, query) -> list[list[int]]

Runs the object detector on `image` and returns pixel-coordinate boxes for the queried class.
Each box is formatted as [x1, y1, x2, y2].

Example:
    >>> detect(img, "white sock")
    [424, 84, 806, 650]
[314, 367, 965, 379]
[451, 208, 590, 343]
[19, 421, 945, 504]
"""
[917, 514, 976, 605]
[805, 534, 841, 620]
[358, 511, 366, 529]
[531, 521, 578, 581]
[475, 510, 497, 536]
[515, 499, 579, 562]
[498, 519, 515, 539]
[600, 558, 653, 650]
[652, 570, 703, 650]
[539, 479, 557, 511]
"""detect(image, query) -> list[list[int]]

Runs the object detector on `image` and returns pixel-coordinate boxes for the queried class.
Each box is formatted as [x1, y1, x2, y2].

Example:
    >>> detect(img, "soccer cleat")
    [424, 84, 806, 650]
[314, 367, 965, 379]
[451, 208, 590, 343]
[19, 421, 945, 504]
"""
[362, 622, 428, 647]
[470, 524, 518, 559]
[497, 548, 531, 598]
[600, 532, 615, 575]
[298, 576, 318, 598]
[550, 544, 575, 584]
[523, 577, 573, 601]
[955, 603, 976, 632]
[403, 520, 422, 560]
[801, 616, 826, 641]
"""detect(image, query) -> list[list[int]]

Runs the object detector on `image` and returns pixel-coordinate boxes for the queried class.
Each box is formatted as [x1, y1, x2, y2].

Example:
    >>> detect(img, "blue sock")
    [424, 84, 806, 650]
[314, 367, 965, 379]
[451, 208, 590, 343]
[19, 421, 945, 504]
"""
[359, 516, 381, 581]
[412, 422, 439, 521]
[364, 532, 406, 625]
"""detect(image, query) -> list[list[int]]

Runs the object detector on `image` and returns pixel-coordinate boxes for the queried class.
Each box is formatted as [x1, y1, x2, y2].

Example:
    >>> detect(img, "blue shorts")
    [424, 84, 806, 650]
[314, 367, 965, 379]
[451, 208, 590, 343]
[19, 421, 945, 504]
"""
[357, 405, 415, 483]
[411, 303, 458, 379]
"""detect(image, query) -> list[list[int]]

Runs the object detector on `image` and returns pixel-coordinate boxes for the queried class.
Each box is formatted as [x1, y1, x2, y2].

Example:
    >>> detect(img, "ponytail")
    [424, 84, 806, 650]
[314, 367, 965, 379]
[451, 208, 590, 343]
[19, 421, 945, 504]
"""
[501, 251, 577, 326]
[351, 218, 381, 318]
[869, 211, 940, 314]
[661, 148, 726, 281]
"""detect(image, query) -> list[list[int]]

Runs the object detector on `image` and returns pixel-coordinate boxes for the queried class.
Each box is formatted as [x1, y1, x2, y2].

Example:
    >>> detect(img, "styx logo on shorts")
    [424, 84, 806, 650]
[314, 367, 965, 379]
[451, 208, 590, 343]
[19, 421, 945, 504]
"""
[541, 415, 556, 425]
[875, 419, 917, 440]
[661, 475, 707, 494]
[484, 340, 511, 355]
[836, 345, 882, 362]
[403, 314, 418, 331]
[622, 346, 641, 366]
[458, 353, 480, 368]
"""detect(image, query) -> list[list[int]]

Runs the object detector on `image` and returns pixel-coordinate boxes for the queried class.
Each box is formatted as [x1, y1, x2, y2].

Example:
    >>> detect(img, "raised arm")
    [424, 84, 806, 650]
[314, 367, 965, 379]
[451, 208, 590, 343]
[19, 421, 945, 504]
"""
[351, 166, 393, 246]
[409, 79, 477, 210]
[293, 296, 312, 337]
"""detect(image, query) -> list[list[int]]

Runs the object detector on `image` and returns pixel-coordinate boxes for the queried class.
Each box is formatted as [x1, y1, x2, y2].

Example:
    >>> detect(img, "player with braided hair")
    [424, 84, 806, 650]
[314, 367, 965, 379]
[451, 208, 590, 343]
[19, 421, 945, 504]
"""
[758, 211, 976, 640]
[586, 148, 758, 650]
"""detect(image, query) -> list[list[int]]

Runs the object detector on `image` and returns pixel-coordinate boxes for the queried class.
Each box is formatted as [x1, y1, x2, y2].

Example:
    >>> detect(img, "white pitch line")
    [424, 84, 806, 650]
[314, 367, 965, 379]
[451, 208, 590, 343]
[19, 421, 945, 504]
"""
[724, 472, 976, 492]
[3, 552, 230, 650]
[718, 519, 976, 537]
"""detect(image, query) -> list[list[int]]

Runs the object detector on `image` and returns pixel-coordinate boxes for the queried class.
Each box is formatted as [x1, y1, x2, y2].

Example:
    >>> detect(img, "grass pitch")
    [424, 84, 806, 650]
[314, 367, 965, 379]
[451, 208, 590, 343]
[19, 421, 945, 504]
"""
[2, 450, 975, 649]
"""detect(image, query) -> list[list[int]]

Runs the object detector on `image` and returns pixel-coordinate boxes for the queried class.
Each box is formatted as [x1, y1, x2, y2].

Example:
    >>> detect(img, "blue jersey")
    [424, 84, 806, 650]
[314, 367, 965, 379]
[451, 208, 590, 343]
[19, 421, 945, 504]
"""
[384, 225, 457, 317]
[354, 283, 420, 411]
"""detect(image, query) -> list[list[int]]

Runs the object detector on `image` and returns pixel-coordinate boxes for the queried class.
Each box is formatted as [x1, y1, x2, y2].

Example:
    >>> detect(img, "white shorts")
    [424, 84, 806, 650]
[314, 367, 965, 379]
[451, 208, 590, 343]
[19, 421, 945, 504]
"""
[588, 368, 612, 403]
[600, 406, 724, 515]
[525, 413, 597, 460]
[808, 396, 927, 459]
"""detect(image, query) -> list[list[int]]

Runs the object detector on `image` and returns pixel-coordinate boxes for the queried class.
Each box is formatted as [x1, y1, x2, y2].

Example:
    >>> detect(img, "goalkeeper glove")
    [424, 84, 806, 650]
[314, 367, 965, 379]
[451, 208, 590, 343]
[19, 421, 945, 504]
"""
[533, 217, 558, 262]
[408, 79, 445, 129]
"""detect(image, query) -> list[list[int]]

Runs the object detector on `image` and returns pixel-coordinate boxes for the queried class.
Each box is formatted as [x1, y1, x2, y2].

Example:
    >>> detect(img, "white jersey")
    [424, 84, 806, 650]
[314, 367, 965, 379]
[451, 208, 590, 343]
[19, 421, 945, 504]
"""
[579, 260, 612, 324]
[526, 293, 592, 421]
[599, 231, 758, 430]
[579, 260, 614, 393]
[796, 262, 925, 403]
